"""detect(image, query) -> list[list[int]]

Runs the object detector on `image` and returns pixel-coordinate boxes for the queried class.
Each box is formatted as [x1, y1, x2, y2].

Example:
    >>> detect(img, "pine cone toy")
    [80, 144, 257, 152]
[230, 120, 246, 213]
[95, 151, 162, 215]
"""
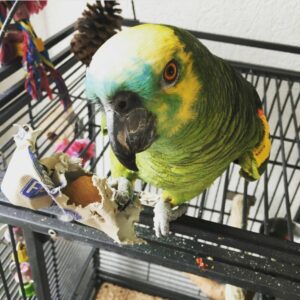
[71, 0, 122, 66]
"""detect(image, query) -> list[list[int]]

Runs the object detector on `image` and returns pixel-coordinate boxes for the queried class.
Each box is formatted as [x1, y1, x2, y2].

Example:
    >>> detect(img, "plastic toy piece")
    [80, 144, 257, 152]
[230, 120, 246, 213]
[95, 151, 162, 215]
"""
[13, 242, 28, 263]
[19, 281, 35, 297]
[14, 262, 33, 283]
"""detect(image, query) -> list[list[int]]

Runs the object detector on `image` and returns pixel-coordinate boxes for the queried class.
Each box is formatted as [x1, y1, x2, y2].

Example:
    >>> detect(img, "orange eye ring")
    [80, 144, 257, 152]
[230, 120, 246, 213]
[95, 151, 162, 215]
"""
[163, 60, 178, 83]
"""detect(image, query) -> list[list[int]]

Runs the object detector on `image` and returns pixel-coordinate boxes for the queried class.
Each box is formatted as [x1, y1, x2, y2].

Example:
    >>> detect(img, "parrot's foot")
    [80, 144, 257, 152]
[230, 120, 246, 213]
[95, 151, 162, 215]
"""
[153, 199, 188, 237]
[109, 177, 133, 210]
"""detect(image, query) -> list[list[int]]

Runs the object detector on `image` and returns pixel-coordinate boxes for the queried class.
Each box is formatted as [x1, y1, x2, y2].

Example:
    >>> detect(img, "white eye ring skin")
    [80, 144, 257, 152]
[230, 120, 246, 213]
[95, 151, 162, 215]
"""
[161, 59, 180, 88]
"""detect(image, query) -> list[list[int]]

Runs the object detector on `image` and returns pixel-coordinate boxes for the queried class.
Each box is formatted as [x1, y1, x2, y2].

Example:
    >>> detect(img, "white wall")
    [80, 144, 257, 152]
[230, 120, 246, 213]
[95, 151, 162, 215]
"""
[31, 0, 87, 40]
[30, 0, 300, 71]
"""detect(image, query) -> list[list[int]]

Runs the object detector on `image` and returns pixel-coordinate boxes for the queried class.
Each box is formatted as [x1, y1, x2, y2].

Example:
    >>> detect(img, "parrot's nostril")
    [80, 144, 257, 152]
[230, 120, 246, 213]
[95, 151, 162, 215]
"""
[112, 91, 143, 114]
[118, 100, 127, 111]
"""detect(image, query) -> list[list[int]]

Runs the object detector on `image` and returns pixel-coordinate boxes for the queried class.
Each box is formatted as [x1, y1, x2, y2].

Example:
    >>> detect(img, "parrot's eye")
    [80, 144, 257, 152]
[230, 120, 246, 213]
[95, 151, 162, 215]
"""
[163, 60, 178, 84]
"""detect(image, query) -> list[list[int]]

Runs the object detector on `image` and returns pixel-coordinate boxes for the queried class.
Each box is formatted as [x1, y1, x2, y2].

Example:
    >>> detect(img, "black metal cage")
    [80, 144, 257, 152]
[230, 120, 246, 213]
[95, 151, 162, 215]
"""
[1, 5, 300, 300]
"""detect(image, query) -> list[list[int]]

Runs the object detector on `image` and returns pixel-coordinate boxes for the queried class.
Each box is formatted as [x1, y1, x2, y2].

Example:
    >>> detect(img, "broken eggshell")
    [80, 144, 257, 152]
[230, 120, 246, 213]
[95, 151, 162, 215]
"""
[64, 175, 143, 244]
[41, 155, 144, 244]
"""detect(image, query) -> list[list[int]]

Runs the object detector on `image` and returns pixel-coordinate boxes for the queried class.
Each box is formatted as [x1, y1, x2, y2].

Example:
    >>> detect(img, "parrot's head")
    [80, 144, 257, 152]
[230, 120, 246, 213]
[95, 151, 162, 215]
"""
[86, 24, 204, 171]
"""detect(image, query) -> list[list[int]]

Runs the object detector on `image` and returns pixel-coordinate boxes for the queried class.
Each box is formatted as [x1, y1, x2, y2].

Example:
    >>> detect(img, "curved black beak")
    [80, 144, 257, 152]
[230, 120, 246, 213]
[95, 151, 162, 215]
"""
[106, 92, 156, 171]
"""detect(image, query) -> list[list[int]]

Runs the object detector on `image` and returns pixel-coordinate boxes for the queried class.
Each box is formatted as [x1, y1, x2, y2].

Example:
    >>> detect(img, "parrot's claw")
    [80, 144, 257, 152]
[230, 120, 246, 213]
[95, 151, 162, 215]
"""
[153, 199, 188, 237]
[108, 177, 133, 210]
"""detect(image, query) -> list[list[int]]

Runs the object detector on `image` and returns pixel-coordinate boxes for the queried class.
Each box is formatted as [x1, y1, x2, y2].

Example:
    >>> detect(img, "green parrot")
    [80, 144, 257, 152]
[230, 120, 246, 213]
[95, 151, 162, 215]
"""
[86, 24, 271, 237]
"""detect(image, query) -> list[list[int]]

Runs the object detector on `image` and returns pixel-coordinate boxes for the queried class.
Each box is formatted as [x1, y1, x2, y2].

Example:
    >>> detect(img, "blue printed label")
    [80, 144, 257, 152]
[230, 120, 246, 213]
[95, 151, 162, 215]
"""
[22, 179, 47, 199]
[63, 209, 82, 221]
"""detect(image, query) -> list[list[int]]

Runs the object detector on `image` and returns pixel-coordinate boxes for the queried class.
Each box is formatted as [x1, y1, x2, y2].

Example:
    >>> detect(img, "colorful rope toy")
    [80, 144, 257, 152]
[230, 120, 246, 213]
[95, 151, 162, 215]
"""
[0, 1, 71, 110]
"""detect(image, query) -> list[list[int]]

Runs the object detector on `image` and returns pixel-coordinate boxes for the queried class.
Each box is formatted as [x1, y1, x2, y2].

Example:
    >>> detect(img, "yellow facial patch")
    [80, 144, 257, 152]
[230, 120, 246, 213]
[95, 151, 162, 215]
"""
[163, 51, 201, 136]
[253, 109, 271, 167]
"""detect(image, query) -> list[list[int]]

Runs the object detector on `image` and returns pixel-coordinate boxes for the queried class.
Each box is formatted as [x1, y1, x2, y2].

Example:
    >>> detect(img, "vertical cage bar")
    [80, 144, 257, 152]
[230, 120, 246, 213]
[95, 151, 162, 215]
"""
[242, 180, 249, 230]
[27, 101, 35, 129]
[87, 103, 96, 140]
[210, 174, 223, 221]
[263, 162, 269, 234]
[146, 263, 151, 281]
[93, 249, 101, 286]
[295, 205, 300, 223]
[219, 168, 230, 224]
[0, 258, 11, 300]
[197, 190, 207, 219]
[131, 0, 137, 20]
[263, 76, 270, 235]
[23, 229, 52, 300]
[8, 225, 26, 299]
[49, 239, 61, 300]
